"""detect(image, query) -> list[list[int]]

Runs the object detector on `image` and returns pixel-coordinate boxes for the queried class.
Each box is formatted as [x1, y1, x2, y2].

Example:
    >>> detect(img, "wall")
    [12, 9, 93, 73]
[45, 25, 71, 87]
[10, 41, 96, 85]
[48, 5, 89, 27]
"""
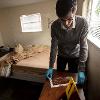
[0, 0, 83, 47]
[76, 0, 84, 16]
[0, 13, 4, 46]
[0, 32, 3, 46]
[82, 0, 90, 17]
[87, 40, 100, 100]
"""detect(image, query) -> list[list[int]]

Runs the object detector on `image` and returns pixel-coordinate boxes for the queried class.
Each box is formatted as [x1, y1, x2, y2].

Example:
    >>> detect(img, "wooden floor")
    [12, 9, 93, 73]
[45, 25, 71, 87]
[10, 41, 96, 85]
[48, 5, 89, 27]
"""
[0, 78, 43, 100]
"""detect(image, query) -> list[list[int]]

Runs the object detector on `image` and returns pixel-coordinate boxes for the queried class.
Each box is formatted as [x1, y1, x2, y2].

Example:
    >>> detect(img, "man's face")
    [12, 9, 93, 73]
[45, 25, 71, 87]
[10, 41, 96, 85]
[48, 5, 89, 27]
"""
[60, 6, 77, 29]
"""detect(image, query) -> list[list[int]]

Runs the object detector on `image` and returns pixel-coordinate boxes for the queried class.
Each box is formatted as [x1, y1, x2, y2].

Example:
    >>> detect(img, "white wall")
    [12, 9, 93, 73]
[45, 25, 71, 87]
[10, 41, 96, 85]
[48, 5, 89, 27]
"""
[76, 0, 84, 16]
[82, 0, 90, 17]
[0, 13, 4, 46]
[0, 32, 4, 46]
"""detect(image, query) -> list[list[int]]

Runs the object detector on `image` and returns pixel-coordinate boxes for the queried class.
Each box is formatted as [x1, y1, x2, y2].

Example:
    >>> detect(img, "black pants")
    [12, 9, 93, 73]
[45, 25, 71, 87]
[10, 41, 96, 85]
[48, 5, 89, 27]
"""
[57, 56, 79, 73]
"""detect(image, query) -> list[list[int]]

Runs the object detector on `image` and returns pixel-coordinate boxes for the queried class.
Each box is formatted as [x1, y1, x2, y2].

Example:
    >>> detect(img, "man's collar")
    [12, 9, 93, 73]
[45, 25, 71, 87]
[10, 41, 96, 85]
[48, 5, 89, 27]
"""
[72, 16, 75, 28]
[61, 16, 76, 30]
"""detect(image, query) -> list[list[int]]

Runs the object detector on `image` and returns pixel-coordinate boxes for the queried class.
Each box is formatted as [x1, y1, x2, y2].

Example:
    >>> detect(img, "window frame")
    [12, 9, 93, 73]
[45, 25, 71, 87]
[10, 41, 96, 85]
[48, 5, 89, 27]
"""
[20, 13, 42, 32]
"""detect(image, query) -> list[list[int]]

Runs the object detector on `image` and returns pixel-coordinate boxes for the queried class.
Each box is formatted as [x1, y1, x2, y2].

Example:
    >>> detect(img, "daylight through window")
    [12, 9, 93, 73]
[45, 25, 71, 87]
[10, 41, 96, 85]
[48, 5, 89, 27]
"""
[20, 13, 42, 32]
[88, 0, 100, 48]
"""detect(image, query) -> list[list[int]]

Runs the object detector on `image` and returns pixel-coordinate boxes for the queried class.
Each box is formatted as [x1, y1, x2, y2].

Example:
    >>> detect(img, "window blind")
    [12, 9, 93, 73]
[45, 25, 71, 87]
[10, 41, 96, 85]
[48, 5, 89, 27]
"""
[87, 0, 100, 48]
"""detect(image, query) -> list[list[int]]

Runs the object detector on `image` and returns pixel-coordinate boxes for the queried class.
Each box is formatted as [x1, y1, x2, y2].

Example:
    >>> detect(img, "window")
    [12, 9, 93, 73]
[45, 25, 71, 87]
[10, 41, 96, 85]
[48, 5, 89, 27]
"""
[20, 13, 42, 32]
[87, 0, 100, 48]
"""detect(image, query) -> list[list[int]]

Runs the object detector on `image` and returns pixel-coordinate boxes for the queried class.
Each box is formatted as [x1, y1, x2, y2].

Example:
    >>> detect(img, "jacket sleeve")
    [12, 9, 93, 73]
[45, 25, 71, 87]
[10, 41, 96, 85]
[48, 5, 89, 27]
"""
[79, 19, 88, 68]
[49, 23, 58, 68]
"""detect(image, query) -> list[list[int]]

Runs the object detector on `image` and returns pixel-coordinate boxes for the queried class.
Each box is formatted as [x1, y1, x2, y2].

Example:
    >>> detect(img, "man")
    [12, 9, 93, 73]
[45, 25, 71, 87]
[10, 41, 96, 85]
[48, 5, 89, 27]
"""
[46, 0, 88, 85]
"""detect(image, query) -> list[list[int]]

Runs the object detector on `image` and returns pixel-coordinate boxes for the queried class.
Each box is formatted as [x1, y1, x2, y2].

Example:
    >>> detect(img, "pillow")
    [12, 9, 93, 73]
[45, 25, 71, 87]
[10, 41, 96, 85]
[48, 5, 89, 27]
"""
[14, 44, 24, 54]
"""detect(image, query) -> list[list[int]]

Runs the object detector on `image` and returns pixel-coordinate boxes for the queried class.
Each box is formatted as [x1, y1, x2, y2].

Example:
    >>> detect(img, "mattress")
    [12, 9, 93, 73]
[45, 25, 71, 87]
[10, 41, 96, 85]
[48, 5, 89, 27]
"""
[16, 50, 57, 69]
[7, 45, 57, 82]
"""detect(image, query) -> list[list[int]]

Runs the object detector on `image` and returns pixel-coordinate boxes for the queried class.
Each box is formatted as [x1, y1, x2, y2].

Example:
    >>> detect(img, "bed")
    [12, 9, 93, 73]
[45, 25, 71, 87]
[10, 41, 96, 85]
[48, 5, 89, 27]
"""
[0, 44, 57, 83]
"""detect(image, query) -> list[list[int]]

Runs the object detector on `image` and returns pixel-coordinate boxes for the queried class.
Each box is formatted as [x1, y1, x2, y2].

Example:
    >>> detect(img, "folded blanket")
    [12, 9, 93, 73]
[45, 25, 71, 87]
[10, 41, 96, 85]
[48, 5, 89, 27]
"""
[11, 45, 50, 64]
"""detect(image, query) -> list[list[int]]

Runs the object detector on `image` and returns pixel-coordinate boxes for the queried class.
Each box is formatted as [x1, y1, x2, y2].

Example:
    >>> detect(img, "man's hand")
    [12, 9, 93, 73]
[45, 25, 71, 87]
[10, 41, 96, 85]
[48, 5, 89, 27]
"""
[78, 71, 85, 85]
[78, 62, 86, 85]
[46, 67, 53, 79]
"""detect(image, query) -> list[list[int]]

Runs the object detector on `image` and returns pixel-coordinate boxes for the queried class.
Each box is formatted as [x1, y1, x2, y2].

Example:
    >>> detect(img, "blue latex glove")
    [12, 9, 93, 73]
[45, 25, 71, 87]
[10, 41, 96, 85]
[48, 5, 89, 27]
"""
[78, 71, 85, 85]
[46, 67, 53, 79]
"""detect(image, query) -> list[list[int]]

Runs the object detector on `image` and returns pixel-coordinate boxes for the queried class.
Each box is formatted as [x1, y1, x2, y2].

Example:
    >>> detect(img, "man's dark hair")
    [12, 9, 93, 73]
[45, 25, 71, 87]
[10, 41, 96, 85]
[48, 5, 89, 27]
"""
[56, 0, 77, 18]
